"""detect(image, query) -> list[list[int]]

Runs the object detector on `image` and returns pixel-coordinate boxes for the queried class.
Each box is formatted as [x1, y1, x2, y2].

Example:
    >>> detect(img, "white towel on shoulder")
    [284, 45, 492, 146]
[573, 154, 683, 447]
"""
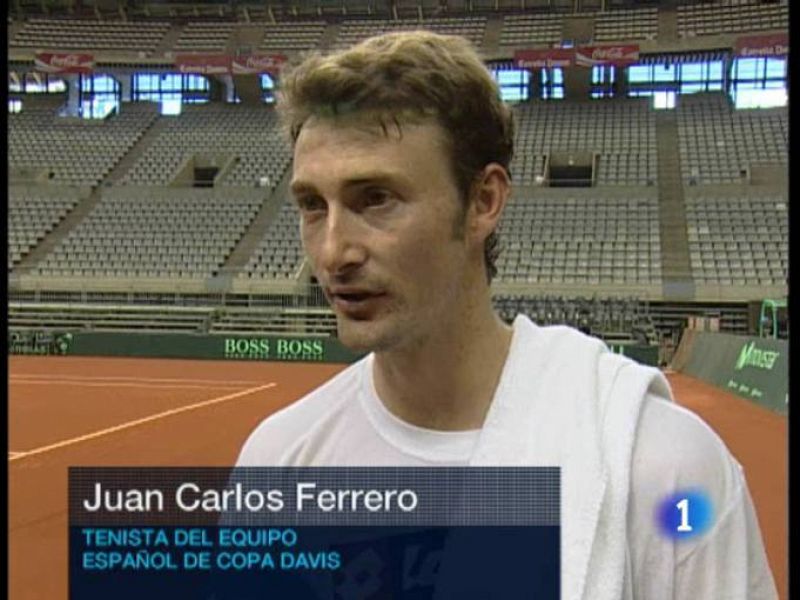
[470, 318, 672, 600]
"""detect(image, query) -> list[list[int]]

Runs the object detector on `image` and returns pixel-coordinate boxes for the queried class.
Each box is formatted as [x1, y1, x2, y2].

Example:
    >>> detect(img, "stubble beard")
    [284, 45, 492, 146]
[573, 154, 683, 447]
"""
[333, 297, 410, 353]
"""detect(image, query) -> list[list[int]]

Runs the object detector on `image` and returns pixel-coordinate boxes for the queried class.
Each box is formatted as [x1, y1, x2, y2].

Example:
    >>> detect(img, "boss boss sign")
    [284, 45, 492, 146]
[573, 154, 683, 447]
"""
[224, 338, 325, 360]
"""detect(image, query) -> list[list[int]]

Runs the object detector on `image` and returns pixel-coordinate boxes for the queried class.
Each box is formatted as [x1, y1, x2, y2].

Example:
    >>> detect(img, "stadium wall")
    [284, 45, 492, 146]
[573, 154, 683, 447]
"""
[8, 329, 660, 366]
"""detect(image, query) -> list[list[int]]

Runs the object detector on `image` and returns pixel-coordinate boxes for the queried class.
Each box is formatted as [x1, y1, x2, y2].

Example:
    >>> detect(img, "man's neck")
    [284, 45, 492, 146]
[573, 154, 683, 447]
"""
[372, 298, 513, 431]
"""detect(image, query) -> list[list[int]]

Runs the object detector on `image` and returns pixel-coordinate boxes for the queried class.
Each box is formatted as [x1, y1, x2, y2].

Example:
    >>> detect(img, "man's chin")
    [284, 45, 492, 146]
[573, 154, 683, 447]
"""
[335, 318, 394, 353]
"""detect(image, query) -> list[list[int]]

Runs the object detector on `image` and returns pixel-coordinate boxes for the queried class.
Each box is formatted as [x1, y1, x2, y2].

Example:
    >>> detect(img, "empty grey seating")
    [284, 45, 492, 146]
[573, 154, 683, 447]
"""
[208, 307, 336, 335]
[173, 21, 234, 52]
[493, 294, 656, 343]
[677, 0, 788, 37]
[501, 9, 657, 48]
[677, 93, 788, 184]
[8, 186, 85, 271]
[8, 302, 212, 333]
[685, 192, 787, 286]
[8, 103, 159, 187]
[334, 17, 486, 49]
[593, 8, 658, 41]
[9, 18, 170, 54]
[496, 190, 662, 286]
[121, 105, 291, 189]
[34, 187, 264, 279]
[500, 13, 563, 46]
[512, 99, 657, 186]
[239, 198, 304, 280]
[260, 22, 326, 51]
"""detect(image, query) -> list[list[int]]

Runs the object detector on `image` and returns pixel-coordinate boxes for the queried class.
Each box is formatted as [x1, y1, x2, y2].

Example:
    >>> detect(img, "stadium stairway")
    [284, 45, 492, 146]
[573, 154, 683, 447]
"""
[655, 111, 694, 300]
[229, 24, 264, 54]
[12, 188, 104, 274]
[213, 165, 295, 280]
[8, 19, 24, 41]
[657, 3, 679, 42]
[481, 15, 505, 55]
[152, 23, 186, 56]
[103, 117, 170, 185]
[317, 23, 341, 51]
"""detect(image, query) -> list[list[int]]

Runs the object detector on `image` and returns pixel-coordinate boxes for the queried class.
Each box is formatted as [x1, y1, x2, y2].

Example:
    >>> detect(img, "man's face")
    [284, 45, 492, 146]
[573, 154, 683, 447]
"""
[290, 117, 478, 353]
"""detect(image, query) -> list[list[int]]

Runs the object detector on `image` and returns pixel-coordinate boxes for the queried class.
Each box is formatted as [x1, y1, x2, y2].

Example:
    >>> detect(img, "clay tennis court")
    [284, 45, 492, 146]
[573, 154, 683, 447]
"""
[9, 355, 787, 600]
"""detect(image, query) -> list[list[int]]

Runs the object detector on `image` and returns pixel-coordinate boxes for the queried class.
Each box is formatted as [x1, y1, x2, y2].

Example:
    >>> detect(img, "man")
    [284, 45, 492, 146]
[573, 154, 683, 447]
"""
[237, 31, 777, 599]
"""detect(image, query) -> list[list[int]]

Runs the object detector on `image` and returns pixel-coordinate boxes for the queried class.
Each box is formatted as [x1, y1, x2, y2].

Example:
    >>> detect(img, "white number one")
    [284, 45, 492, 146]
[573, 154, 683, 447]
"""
[676, 498, 693, 532]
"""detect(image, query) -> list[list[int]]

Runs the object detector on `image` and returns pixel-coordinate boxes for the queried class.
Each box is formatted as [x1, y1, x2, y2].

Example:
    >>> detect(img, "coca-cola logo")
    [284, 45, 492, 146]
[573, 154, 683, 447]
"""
[36, 53, 93, 72]
[247, 56, 280, 68]
[50, 55, 84, 67]
[233, 55, 286, 72]
[593, 48, 624, 60]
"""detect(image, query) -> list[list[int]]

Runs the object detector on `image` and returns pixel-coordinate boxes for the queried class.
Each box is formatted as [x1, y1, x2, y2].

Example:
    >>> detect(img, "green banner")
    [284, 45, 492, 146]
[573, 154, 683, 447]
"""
[681, 332, 787, 415]
[7, 331, 362, 364]
[73, 332, 361, 363]
[607, 343, 659, 367]
[9, 328, 658, 368]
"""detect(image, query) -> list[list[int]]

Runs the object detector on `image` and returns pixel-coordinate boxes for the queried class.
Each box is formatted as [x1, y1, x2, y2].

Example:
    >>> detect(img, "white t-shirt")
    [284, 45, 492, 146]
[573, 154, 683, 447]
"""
[237, 318, 778, 599]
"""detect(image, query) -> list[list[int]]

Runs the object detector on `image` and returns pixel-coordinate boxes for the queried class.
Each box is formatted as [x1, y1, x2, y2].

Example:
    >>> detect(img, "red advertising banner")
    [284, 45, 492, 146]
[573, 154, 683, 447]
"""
[574, 45, 639, 67]
[231, 54, 287, 75]
[174, 54, 232, 75]
[514, 48, 574, 69]
[34, 53, 94, 74]
[735, 33, 788, 57]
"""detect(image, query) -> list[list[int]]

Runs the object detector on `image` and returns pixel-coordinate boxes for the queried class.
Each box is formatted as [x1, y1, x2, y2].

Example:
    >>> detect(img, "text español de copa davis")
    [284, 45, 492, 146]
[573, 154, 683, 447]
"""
[81, 482, 420, 513]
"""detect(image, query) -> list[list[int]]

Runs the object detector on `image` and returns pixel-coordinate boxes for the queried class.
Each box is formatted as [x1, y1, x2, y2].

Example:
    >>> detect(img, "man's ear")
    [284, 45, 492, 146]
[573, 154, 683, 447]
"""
[468, 163, 511, 244]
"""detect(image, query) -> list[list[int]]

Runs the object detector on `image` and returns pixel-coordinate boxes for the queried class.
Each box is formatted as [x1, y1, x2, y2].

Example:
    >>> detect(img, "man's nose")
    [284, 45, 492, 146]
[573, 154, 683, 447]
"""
[316, 206, 367, 276]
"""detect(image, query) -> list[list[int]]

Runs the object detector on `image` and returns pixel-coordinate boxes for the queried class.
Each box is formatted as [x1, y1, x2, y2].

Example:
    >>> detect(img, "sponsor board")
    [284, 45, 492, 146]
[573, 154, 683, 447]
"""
[231, 54, 287, 75]
[35, 52, 94, 74]
[514, 48, 575, 69]
[574, 45, 639, 67]
[14, 331, 361, 364]
[735, 33, 788, 57]
[222, 337, 326, 362]
[174, 54, 232, 75]
[679, 332, 787, 415]
[8, 330, 74, 355]
[514, 45, 639, 69]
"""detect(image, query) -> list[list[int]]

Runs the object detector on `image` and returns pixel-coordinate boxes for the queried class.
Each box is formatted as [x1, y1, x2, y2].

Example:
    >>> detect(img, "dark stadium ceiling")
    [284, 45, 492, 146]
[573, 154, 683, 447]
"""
[11, 0, 699, 21]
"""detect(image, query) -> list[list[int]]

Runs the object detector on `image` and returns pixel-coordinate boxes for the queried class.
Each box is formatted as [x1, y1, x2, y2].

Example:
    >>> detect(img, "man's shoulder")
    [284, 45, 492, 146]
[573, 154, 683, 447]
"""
[635, 394, 742, 492]
[630, 394, 746, 556]
[513, 315, 616, 361]
[628, 396, 776, 598]
[235, 357, 367, 466]
[513, 315, 652, 391]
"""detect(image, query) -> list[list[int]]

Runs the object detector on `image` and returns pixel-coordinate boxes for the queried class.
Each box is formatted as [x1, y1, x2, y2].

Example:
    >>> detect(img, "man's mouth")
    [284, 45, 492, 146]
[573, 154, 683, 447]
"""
[335, 292, 372, 302]
[327, 288, 387, 316]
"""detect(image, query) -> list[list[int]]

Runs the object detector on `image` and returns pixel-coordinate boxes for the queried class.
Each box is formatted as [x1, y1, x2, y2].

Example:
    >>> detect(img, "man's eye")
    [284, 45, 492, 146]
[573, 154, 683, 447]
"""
[363, 189, 392, 207]
[297, 196, 326, 212]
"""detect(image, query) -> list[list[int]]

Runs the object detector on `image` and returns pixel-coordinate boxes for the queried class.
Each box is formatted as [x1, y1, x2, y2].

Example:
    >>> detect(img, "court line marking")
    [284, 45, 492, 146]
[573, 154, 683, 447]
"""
[8, 452, 24, 458]
[10, 381, 252, 390]
[10, 374, 268, 386]
[8, 382, 276, 463]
